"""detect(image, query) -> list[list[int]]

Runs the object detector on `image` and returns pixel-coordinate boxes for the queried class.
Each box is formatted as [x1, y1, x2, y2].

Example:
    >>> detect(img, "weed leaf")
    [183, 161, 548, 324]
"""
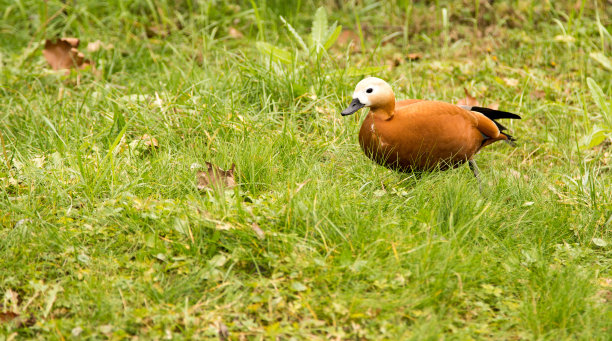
[590, 52, 612, 71]
[280, 16, 308, 53]
[311, 7, 328, 53]
[587, 77, 611, 125]
[256, 42, 292, 64]
[324, 23, 342, 50]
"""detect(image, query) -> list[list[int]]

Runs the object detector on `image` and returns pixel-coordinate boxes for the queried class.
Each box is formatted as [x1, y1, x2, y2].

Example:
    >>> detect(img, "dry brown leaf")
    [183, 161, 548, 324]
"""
[251, 222, 265, 239]
[0, 311, 19, 324]
[43, 38, 93, 71]
[457, 88, 479, 107]
[215, 222, 234, 231]
[140, 134, 159, 148]
[228, 27, 244, 39]
[295, 179, 311, 193]
[503, 77, 519, 87]
[146, 25, 169, 38]
[197, 162, 236, 191]
[218, 322, 229, 341]
[87, 40, 113, 53]
[407, 53, 422, 61]
[531, 90, 546, 99]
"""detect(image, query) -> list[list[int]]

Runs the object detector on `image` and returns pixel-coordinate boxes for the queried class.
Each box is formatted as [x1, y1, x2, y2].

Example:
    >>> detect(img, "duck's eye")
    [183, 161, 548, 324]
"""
[366, 88, 373, 94]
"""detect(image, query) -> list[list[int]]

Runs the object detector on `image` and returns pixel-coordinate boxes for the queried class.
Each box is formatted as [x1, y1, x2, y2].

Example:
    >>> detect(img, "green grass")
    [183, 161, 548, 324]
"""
[1, 0, 611, 339]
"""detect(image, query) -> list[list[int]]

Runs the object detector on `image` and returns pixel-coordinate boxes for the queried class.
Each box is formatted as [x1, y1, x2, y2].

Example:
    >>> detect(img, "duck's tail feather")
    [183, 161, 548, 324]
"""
[461, 105, 520, 144]
[469, 106, 521, 120]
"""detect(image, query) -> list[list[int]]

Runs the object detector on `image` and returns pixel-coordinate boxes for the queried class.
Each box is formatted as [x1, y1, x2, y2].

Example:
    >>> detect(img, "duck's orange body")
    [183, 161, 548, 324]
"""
[342, 78, 520, 174]
[359, 100, 512, 171]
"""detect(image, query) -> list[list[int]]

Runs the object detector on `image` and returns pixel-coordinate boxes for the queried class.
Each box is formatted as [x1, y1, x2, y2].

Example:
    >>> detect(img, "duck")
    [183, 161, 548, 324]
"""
[340, 77, 520, 183]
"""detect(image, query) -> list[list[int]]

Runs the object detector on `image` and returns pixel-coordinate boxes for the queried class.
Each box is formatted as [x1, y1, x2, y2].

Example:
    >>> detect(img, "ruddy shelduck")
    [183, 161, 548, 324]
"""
[341, 77, 520, 184]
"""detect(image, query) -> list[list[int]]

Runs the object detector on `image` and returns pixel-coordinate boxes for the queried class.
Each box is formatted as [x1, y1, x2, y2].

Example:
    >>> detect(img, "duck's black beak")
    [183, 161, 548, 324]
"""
[341, 98, 365, 116]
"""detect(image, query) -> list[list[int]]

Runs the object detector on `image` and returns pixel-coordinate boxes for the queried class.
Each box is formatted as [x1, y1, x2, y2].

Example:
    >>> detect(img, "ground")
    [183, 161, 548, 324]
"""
[1, 0, 611, 339]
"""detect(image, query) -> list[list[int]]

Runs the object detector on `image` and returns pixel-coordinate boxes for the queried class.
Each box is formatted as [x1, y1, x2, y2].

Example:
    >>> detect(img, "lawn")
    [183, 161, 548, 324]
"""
[1, 0, 611, 339]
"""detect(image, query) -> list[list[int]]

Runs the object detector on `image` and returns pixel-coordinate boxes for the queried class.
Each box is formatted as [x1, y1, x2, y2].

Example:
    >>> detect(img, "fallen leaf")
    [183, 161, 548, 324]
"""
[592, 238, 608, 248]
[554, 35, 575, 43]
[197, 162, 236, 191]
[531, 90, 546, 99]
[140, 134, 158, 148]
[71, 327, 83, 337]
[218, 322, 229, 341]
[228, 27, 244, 39]
[295, 179, 311, 193]
[0, 311, 19, 324]
[407, 53, 421, 61]
[146, 25, 169, 38]
[600, 278, 612, 288]
[291, 281, 307, 292]
[99, 324, 113, 334]
[86, 40, 113, 53]
[31, 155, 45, 168]
[373, 189, 386, 197]
[43, 38, 93, 71]
[215, 221, 234, 230]
[251, 222, 265, 239]
[457, 88, 479, 107]
[503, 77, 519, 87]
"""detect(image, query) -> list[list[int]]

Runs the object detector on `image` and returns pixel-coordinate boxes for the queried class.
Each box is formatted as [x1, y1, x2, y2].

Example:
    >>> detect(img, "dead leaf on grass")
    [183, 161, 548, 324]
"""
[140, 134, 159, 148]
[531, 90, 546, 99]
[0, 311, 19, 324]
[503, 77, 519, 87]
[146, 25, 169, 38]
[295, 179, 311, 193]
[251, 222, 265, 239]
[228, 27, 244, 39]
[218, 321, 229, 341]
[407, 53, 421, 61]
[457, 88, 479, 107]
[43, 38, 93, 72]
[87, 40, 113, 53]
[388, 53, 422, 67]
[197, 162, 236, 191]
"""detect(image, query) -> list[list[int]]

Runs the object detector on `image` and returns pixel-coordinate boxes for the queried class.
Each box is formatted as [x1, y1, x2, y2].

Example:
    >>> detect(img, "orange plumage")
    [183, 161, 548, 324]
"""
[341, 77, 520, 175]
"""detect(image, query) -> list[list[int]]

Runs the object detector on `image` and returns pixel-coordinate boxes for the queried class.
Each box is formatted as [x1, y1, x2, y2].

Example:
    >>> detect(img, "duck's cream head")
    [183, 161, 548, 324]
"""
[341, 77, 395, 116]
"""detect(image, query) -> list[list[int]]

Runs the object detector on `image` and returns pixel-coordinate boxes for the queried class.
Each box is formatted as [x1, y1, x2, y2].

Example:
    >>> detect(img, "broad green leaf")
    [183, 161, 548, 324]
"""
[592, 238, 608, 248]
[256, 42, 292, 64]
[324, 23, 342, 50]
[587, 77, 611, 125]
[589, 52, 612, 71]
[280, 16, 308, 54]
[291, 281, 307, 292]
[580, 127, 610, 150]
[311, 7, 328, 51]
